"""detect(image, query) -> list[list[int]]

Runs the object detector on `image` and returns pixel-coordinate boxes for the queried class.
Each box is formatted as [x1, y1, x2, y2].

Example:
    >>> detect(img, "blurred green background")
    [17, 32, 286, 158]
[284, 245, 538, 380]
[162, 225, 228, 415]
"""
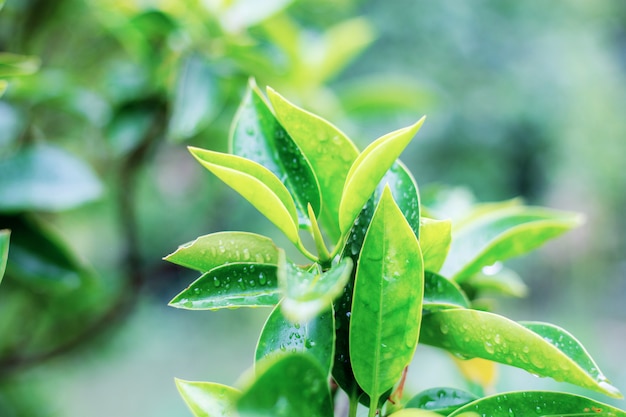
[1, 0, 625, 416]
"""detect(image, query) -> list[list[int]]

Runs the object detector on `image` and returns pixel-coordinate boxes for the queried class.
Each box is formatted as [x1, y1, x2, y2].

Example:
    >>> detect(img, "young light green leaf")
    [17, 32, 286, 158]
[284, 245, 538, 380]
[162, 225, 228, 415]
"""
[0, 52, 40, 77]
[0, 144, 103, 212]
[419, 309, 622, 398]
[165, 232, 279, 273]
[175, 379, 240, 417]
[189, 147, 300, 244]
[350, 186, 424, 405]
[278, 256, 352, 322]
[266, 87, 359, 242]
[230, 80, 321, 227]
[420, 217, 452, 273]
[338, 117, 425, 235]
[238, 354, 334, 417]
[448, 391, 626, 417]
[465, 264, 528, 298]
[0, 229, 9, 284]
[405, 387, 478, 415]
[440, 205, 583, 282]
[256, 303, 335, 375]
[423, 271, 469, 310]
[168, 54, 222, 142]
[169, 263, 280, 310]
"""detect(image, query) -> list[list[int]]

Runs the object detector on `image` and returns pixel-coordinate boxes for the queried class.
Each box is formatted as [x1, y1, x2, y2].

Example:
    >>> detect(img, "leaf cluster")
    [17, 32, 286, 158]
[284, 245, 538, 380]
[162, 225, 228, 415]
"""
[166, 83, 625, 417]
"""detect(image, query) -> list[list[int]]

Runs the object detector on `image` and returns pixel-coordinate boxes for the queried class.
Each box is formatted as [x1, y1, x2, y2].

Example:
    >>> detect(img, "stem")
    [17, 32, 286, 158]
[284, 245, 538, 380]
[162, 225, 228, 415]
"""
[348, 390, 359, 417]
[368, 394, 380, 417]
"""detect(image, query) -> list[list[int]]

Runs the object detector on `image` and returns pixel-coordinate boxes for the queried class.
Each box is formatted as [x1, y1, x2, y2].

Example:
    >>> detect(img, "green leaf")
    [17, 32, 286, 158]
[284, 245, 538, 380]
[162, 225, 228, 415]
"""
[256, 303, 335, 375]
[189, 147, 300, 244]
[230, 80, 321, 227]
[338, 117, 425, 235]
[0, 80, 7, 97]
[169, 54, 222, 142]
[106, 104, 155, 157]
[0, 52, 40, 77]
[380, 161, 421, 237]
[169, 263, 280, 310]
[419, 309, 622, 398]
[333, 162, 421, 399]
[464, 264, 528, 298]
[266, 87, 359, 242]
[315, 17, 375, 84]
[448, 391, 626, 417]
[350, 186, 424, 404]
[0, 229, 9, 284]
[420, 217, 451, 273]
[175, 379, 240, 417]
[387, 410, 442, 417]
[423, 271, 469, 310]
[238, 354, 333, 417]
[1, 214, 94, 293]
[405, 387, 478, 415]
[440, 205, 583, 282]
[0, 144, 103, 212]
[165, 232, 279, 273]
[279, 256, 352, 322]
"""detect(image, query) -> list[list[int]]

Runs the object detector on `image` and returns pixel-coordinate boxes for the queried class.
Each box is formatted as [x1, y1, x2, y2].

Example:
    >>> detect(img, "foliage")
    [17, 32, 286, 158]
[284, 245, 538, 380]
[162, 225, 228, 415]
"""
[165, 83, 625, 417]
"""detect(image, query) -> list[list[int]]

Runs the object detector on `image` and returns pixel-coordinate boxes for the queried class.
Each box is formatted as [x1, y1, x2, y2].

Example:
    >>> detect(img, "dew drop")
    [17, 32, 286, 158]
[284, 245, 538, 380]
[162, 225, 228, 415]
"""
[494, 334, 502, 344]
[213, 277, 221, 287]
[258, 272, 267, 285]
[440, 324, 449, 334]
[484, 341, 495, 355]
[530, 355, 546, 370]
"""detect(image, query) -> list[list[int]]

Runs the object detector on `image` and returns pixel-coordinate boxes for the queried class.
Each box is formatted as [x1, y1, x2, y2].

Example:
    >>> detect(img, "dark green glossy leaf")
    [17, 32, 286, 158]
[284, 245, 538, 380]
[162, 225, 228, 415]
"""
[441, 205, 583, 282]
[333, 163, 420, 400]
[267, 87, 359, 242]
[0, 52, 40, 77]
[420, 309, 621, 398]
[420, 217, 451, 273]
[448, 391, 626, 417]
[238, 354, 333, 417]
[189, 147, 300, 244]
[405, 387, 478, 415]
[380, 161, 420, 237]
[339, 117, 425, 235]
[423, 271, 469, 310]
[169, 263, 279, 310]
[169, 54, 222, 142]
[230, 80, 321, 227]
[0, 144, 102, 212]
[256, 303, 335, 375]
[279, 256, 352, 322]
[350, 187, 424, 403]
[1, 214, 94, 293]
[165, 232, 279, 273]
[175, 379, 239, 417]
[0, 229, 9, 283]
